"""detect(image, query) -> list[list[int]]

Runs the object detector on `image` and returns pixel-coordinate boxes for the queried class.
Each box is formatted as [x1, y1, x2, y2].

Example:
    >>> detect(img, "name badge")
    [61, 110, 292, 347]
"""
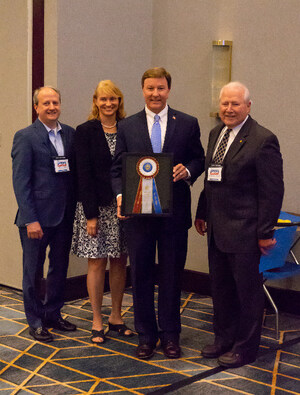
[207, 165, 223, 182]
[53, 156, 70, 173]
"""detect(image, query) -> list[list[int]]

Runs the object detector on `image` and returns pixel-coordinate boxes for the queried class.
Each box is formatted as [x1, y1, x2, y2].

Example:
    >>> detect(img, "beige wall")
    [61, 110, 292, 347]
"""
[1, 0, 299, 290]
[152, 0, 220, 274]
[215, 0, 300, 214]
[56, 0, 153, 126]
[44, 0, 58, 87]
[53, 0, 153, 277]
[213, 0, 300, 290]
[151, 0, 300, 290]
[0, 0, 31, 289]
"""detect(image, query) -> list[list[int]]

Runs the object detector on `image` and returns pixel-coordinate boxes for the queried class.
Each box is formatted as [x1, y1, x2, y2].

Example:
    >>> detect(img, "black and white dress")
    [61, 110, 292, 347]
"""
[71, 132, 127, 259]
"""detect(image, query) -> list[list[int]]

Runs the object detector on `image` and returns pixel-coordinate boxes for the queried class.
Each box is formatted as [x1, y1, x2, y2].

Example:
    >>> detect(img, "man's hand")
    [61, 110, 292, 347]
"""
[27, 222, 44, 239]
[173, 164, 188, 182]
[87, 218, 98, 236]
[117, 195, 129, 220]
[258, 238, 277, 255]
[194, 219, 207, 236]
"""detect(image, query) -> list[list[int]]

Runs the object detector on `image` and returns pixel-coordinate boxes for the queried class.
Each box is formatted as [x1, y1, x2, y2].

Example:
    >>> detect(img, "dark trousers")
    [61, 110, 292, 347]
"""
[208, 235, 264, 359]
[19, 218, 73, 329]
[125, 217, 188, 346]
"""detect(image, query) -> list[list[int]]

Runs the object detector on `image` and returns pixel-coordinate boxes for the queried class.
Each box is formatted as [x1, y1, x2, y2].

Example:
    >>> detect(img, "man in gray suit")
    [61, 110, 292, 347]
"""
[12, 86, 76, 342]
[195, 81, 284, 368]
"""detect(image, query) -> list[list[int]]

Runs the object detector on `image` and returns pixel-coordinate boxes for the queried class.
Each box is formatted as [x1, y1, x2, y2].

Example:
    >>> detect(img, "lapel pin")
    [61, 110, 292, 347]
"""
[173, 116, 176, 120]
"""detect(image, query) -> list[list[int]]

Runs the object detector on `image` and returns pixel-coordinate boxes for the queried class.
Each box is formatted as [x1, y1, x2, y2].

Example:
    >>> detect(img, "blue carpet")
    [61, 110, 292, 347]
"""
[0, 286, 299, 394]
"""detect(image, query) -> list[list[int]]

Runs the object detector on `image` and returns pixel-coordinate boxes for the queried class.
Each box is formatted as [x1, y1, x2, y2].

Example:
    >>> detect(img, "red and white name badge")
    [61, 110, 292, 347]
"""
[53, 157, 70, 173]
[207, 165, 223, 182]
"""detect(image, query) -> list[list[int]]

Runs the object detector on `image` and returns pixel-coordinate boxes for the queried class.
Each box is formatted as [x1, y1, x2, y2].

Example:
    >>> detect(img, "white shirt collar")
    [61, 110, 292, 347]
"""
[40, 120, 62, 135]
[229, 115, 249, 137]
[145, 104, 168, 121]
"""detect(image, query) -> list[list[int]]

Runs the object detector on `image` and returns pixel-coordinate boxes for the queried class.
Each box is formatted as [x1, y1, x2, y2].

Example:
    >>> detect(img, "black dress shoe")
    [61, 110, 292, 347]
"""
[202, 343, 231, 358]
[47, 318, 76, 331]
[218, 351, 256, 368]
[162, 341, 181, 359]
[29, 327, 53, 342]
[136, 344, 155, 359]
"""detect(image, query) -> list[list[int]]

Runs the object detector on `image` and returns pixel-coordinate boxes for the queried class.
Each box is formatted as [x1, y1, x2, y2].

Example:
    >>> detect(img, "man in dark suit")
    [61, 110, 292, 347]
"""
[195, 81, 284, 368]
[111, 67, 205, 359]
[12, 86, 77, 342]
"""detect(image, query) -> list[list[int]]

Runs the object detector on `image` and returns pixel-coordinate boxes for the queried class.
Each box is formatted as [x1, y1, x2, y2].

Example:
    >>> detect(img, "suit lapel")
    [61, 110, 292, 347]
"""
[34, 119, 70, 157]
[93, 119, 111, 156]
[224, 116, 252, 163]
[206, 124, 223, 166]
[138, 110, 153, 152]
[60, 122, 75, 157]
[34, 119, 54, 154]
[162, 107, 177, 152]
[60, 126, 68, 156]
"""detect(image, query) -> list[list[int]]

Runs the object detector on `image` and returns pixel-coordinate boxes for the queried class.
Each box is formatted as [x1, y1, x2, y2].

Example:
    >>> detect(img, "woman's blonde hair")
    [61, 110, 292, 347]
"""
[88, 80, 126, 121]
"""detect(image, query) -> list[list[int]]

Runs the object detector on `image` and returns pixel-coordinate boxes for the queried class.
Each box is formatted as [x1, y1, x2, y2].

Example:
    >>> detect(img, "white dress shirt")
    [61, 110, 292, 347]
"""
[42, 121, 64, 156]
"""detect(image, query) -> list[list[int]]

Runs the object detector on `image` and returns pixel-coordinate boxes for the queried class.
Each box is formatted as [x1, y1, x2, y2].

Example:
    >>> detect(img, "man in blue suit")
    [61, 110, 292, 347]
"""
[111, 67, 205, 359]
[12, 86, 76, 342]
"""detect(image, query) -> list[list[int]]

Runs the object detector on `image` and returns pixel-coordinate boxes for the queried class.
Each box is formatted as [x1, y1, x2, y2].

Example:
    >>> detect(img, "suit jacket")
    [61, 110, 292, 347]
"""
[12, 118, 76, 227]
[196, 116, 284, 253]
[111, 107, 205, 228]
[74, 119, 114, 219]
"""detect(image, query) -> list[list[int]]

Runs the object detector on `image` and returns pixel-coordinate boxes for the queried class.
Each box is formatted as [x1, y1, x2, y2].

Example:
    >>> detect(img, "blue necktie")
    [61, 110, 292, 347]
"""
[151, 114, 162, 153]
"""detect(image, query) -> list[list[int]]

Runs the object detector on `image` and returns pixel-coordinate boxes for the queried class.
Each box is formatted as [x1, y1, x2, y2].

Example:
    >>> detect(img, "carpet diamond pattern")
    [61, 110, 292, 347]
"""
[0, 286, 299, 394]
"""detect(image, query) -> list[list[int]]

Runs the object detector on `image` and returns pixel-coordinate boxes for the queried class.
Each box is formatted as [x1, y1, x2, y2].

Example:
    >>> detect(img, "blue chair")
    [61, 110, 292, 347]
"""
[260, 212, 300, 339]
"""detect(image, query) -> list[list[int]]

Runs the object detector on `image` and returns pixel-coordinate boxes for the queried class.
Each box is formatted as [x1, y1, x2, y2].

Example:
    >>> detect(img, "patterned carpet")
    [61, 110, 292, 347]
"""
[0, 285, 300, 394]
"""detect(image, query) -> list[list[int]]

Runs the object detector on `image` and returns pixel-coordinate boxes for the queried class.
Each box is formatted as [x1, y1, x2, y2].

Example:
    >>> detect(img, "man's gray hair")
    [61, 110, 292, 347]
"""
[33, 86, 61, 105]
[219, 81, 251, 103]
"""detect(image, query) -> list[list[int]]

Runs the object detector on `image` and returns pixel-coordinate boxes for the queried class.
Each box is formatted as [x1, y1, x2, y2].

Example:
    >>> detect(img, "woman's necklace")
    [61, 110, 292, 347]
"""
[101, 122, 116, 129]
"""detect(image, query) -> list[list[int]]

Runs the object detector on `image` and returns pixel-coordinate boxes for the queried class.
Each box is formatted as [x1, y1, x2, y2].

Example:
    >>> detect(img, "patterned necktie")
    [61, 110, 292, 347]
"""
[213, 128, 231, 164]
[151, 114, 161, 153]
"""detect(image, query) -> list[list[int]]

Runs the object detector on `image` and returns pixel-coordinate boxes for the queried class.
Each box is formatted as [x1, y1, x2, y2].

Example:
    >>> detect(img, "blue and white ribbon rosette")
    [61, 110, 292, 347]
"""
[132, 157, 162, 214]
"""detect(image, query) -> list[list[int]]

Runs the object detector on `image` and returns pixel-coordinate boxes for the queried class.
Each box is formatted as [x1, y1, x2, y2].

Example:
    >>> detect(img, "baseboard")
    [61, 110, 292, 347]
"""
[64, 268, 300, 316]
[64, 269, 131, 301]
[181, 270, 212, 296]
[3, 268, 298, 316]
[180, 269, 300, 316]
[64, 275, 88, 301]
[262, 285, 300, 316]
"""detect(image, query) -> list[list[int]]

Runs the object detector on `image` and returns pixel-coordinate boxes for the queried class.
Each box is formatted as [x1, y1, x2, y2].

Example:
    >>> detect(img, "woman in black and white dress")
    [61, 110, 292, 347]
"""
[72, 80, 132, 344]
